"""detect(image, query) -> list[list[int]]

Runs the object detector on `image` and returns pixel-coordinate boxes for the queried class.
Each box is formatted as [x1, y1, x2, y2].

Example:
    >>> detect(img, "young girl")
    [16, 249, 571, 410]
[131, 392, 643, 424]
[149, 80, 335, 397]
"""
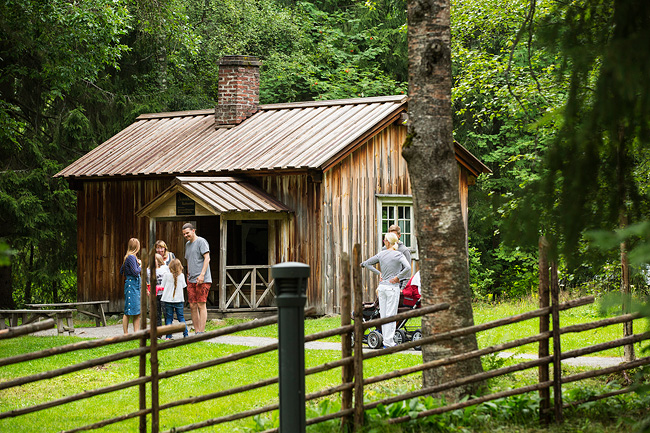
[147, 253, 170, 327]
[119, 238, 142, 334]
[160, 258, 188, 339]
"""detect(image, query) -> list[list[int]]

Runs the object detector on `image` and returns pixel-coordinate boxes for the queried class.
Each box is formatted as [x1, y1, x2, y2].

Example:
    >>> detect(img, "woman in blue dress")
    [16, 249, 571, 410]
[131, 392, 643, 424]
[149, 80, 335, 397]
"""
[120, 238, 142, 334]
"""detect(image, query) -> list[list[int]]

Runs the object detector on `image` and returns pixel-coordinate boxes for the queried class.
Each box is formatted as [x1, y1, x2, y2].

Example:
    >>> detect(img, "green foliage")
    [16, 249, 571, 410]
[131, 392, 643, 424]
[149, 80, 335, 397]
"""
[289, 0, 408, 100]
[527, 1, 650, 268]
[0, 0, 133, 303]
[453, 0, 569, 298]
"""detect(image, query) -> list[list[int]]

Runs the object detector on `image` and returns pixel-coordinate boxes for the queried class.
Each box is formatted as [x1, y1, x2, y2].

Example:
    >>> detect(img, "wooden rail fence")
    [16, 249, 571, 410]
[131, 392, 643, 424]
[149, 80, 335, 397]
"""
[0, 246, 648, 432]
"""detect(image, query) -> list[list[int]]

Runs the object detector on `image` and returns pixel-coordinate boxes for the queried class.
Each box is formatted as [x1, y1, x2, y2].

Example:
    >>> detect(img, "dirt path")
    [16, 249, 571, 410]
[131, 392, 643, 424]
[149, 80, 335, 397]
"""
[31, 322, 626, 367]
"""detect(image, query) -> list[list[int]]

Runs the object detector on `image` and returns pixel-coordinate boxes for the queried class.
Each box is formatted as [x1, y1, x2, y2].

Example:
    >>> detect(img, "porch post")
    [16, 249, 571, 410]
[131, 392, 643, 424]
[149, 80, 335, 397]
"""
[219, 215, 227, 310]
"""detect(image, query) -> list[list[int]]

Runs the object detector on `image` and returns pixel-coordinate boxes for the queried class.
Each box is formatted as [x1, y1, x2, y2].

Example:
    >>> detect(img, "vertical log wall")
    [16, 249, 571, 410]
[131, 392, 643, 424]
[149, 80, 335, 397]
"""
[77, 178, 181, 312]
[322, 123, 411, 312]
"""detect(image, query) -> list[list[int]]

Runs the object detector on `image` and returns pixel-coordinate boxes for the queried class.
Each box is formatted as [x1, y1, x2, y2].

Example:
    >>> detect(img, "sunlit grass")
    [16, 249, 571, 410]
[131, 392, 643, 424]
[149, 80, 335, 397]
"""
[0, 331, 423, 433]
[1, 296, 648, 432]
[208, 296, 649, 357]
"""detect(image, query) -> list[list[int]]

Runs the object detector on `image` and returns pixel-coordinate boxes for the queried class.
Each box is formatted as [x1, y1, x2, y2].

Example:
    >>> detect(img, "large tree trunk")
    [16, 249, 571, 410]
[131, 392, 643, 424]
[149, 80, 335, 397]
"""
[24, 243, 34, 305]
[0, 262, 14, 309]
[403, 0, 483, 400]
[616, 126, 634, 362]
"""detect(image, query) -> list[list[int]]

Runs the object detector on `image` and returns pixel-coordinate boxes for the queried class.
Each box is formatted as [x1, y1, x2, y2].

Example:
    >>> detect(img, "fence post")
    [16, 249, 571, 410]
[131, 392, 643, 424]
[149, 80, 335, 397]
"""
[550, 261, 563, 423]
[538, 236, 550, 424]
[149, 218, 160, 433]
[352, 244, 364, 431]
[340, 253, 353, 432]
[139, 251, 148, 433]
[272, 262, 310, 433]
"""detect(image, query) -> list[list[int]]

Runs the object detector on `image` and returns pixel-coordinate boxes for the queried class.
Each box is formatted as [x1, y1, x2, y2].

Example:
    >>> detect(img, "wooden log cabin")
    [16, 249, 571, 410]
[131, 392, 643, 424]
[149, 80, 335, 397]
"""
[56, 55, 491, 315]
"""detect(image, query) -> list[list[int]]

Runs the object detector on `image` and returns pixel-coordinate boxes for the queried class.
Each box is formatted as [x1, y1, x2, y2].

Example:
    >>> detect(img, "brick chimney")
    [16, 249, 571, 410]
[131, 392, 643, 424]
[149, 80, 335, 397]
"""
[215, 55, 261, 126]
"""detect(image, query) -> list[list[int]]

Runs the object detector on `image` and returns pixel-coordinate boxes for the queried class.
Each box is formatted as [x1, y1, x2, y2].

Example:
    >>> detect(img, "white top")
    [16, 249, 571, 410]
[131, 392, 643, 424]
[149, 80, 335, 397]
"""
[160, 272, 187, 303]
[410, 271, 420, 287]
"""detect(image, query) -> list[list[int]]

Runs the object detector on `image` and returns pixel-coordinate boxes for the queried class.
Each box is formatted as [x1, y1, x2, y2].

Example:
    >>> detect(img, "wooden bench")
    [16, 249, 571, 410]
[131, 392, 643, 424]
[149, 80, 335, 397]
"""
[25, 301, 109, 327]
[0, 309, 76, 335]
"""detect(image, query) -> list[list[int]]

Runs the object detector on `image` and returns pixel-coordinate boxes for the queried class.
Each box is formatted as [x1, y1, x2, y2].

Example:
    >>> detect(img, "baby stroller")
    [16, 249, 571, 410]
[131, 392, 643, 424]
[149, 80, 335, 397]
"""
[352, 298, 423, 350]
[393, 299, 423, 350]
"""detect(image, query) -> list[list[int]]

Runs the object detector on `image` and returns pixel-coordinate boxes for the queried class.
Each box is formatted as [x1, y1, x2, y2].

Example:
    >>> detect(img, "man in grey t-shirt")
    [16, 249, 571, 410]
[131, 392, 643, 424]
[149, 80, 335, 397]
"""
[182, 223, 211, 334]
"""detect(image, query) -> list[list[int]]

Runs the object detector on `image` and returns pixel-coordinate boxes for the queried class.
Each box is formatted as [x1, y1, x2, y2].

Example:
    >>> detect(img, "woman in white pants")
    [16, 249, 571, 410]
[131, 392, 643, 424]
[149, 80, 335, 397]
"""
[360, 232, 411, 347]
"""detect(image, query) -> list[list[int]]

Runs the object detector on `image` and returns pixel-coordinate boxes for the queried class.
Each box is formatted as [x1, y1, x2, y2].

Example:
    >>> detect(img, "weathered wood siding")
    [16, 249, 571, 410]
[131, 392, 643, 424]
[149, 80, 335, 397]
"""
[76, 142, 470, 314]
[322, 124, 472, 313]
[76, 178, 183, 312]
[322, 123, 411, 313]
[260, 174, 322, 311]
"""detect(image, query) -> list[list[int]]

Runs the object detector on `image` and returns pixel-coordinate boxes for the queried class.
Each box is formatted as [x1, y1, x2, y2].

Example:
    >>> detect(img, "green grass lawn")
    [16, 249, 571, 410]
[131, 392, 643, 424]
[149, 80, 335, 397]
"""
[0, 296, 648, 432]
[208, 295, 649, 357]
[0, 334, 424, 433]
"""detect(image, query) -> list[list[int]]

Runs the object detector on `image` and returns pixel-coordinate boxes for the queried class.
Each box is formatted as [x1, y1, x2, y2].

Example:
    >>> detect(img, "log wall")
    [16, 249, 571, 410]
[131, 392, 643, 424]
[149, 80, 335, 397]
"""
[76, 178, 183, 312]
[322, 123, 411, 312]
[260, 174, 322, 310]
[322, 123, 473, 313]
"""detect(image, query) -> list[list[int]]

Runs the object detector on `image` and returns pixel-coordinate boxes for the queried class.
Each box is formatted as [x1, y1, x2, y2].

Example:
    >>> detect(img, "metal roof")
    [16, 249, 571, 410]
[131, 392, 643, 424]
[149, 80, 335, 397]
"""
[137, 177, 292, 217]
[56, 95, 408, 179]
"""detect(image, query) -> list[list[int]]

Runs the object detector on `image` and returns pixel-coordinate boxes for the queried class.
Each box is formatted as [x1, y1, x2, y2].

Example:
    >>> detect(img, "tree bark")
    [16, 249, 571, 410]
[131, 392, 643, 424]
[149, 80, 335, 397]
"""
[403, 0, 483, 400]
[617, 125, 634, 362]
[538, 236, 550, 423]
[0, 263, 14, 309]
[620, 229, 634, 361]
[24, 243, 34, 305]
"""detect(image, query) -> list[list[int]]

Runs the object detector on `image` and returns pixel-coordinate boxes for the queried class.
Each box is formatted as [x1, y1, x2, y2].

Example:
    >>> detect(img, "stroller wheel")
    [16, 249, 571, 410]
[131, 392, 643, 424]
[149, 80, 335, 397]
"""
[412, 329, 422, 350]
[393, 329, 407, 345]
[367, 330, 383, 349]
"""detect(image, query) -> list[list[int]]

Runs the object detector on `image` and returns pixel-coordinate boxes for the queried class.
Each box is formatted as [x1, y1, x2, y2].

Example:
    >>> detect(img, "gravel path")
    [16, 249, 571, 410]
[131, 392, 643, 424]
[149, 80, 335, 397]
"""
[33, 322, 624, 367]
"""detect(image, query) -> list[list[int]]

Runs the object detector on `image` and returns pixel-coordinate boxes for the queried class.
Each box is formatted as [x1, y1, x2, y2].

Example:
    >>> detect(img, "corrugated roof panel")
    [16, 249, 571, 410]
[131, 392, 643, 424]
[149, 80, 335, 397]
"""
[288, 104, 396, 167]
[177, 177, 291, 213]
[296, 102, 400, 168]
[56, 95, 409, 178]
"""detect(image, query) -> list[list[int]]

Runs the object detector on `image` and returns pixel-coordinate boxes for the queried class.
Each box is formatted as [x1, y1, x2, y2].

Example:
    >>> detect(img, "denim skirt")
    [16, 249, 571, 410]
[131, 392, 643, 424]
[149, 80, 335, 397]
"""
[124, 275, 141, 315]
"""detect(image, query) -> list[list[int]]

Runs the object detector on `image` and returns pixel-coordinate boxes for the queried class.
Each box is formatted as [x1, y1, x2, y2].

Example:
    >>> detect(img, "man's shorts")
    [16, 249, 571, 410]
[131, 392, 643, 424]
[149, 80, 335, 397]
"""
[187, 282, 211, 303]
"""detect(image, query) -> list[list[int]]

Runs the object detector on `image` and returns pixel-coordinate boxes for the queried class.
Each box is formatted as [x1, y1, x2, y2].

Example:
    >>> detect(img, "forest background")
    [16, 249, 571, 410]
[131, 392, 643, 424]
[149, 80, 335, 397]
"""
[1, 0, 649, 306]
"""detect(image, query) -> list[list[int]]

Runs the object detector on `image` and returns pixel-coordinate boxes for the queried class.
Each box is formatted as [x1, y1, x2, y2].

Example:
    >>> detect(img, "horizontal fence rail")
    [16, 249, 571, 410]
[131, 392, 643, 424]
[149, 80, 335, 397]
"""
[0, 323, 187, 422]
[2, 255, 649, 433]
[0, 319, 56, 340]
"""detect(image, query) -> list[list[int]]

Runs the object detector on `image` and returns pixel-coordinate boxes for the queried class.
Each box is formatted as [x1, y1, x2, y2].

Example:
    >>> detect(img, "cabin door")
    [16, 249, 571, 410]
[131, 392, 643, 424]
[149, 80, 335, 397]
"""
[222, 219, 275, 309]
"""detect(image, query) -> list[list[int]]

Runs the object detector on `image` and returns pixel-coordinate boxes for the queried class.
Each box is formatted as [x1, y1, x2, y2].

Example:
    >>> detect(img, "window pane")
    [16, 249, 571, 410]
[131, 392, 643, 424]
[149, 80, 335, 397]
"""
[378, 200, 415, 253]
[382, 206, 389, 233]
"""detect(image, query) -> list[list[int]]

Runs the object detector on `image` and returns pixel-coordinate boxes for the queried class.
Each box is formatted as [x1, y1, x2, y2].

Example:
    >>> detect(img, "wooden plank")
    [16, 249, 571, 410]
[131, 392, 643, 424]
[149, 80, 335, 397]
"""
[26, 302, 109, 327]
[26, 301, 109, 307]
[538, 236, 550, 424]
[551, 262, 563, 423]
[340, 252, 352, 431]
[0, 319, 56, 340]
[352, 244, 364, 430]
[220, 216, 227, 309]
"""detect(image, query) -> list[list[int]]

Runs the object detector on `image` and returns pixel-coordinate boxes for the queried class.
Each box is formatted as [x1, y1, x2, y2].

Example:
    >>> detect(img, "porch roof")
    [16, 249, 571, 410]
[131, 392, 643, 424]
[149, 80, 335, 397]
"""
[136, 176, 292, 218]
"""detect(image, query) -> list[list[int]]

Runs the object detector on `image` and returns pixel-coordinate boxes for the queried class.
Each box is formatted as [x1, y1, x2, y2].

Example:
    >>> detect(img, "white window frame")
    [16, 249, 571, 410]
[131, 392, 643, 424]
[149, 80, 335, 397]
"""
[376, 194, 417, 259]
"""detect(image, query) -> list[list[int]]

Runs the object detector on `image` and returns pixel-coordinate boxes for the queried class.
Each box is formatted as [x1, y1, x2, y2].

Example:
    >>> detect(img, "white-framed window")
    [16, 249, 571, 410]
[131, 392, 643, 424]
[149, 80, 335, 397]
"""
[376, 195, 417, 256]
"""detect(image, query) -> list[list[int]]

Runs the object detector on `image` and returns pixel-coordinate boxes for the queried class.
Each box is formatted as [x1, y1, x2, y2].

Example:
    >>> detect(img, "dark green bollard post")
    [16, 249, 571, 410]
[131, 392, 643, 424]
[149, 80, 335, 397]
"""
[272, 262, 310, 433]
